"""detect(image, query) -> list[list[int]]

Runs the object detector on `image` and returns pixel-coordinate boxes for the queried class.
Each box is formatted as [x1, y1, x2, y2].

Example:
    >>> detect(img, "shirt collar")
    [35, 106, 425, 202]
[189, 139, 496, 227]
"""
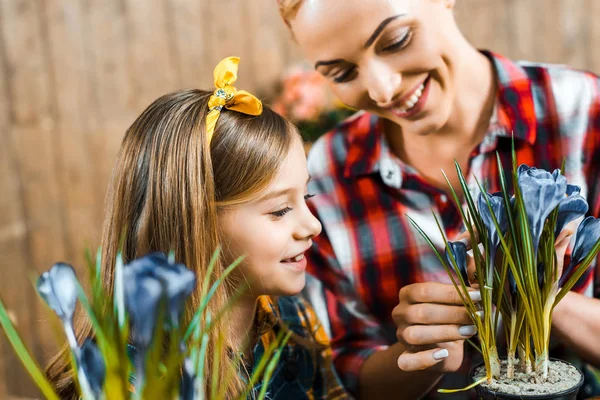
[481, 50, 537, 147]
[343, 51, 537, 181]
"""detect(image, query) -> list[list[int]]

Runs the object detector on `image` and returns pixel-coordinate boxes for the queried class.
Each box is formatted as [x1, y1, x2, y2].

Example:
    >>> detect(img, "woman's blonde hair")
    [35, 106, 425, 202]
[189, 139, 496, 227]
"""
[45, 89, 299, 399]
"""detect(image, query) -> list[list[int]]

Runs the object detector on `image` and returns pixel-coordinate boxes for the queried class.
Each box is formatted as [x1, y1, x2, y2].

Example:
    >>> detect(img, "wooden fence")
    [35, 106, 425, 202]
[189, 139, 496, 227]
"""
[1, 0, 599, 397]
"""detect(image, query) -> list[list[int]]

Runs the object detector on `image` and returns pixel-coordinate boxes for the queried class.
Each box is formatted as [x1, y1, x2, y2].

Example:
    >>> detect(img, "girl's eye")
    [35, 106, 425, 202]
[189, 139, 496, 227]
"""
[383, 29, 413, 52]
[304, 193, 315, 201]
[333, 66, 357, 83]
[270, 207, 292, 217]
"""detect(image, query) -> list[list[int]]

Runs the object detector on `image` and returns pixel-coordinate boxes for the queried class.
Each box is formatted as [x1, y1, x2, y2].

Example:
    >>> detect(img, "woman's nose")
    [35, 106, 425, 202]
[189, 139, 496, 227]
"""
[365, 61, 402, 106]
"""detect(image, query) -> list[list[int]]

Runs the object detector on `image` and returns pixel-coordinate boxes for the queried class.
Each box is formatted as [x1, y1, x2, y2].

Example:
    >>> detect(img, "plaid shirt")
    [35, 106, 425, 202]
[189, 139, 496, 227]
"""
[249, 295, 349, 400]
[304, 51, 600, 398]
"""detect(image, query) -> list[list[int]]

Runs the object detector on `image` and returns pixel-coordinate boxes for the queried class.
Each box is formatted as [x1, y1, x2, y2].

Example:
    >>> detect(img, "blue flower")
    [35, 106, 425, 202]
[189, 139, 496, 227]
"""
[478, 191, 509, 248]
[123, 252, 196, 390]
[555, 185, 588, 237]
[37, 262, 78, 326]
[445, 241, 469, 286]
[124, 261, 164, 352]
[560, 216, 600, 285]
[123, 253, 196, 348]
[80, 338, 106, 397]
[477, 191, 510, 282]
[179, 358, 196, 400]
[517, 165, 567, 252]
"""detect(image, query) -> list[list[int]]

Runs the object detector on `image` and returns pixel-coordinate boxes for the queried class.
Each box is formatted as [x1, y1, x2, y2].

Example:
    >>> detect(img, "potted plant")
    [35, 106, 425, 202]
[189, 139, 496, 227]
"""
[407, 149, 600, 399]
[0, 249, 289, 399]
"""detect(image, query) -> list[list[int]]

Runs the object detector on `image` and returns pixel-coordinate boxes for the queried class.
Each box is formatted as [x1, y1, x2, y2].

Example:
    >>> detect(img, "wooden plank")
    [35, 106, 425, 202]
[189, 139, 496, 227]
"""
[42, 0, 103, 278]
[0, 4, 18, 397]
[455, 0, 500, 52]
[503, 0, 535, 61]
[588, 0, 600, 74]
[204, 0, 254, 89]
[558, 0, 588, 70]
[85, 0, 138, 198]
[124, 0, 180, 109]
[169, 0, 211, 89]
[0, 0, 67, 397]
[243, 0, 303, 98]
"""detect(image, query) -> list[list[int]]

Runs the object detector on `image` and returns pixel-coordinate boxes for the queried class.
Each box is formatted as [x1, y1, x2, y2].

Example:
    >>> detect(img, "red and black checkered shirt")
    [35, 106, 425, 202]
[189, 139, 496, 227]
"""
[304, 51, 600, 398]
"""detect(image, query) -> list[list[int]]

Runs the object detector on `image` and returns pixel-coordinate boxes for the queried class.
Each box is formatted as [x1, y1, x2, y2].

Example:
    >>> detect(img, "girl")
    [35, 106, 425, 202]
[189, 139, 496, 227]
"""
[46, 57, 348, 400]
[277, 0, 600, 398]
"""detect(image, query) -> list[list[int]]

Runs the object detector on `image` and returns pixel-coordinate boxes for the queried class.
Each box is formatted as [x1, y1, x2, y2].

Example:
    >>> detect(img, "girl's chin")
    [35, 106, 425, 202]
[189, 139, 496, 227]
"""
[269, 275, 306, 297]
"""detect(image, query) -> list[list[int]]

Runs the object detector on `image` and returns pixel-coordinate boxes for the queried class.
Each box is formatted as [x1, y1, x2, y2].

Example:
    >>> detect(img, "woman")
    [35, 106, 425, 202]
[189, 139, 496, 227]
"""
[277, 0, 600, 398]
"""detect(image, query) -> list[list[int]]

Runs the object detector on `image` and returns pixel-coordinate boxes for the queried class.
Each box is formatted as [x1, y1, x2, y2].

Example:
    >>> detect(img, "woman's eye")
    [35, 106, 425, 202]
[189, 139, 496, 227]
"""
[270, 207, 292, 217]
[304, 193, 316, 201]
[383, 29, 413, 52]
[333, 66, 357, 83]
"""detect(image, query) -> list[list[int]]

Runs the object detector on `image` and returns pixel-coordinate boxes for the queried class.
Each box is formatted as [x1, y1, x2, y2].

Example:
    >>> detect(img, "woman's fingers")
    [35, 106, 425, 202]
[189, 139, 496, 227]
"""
[402, 303, 474, 325]
[398, 347, 448, 371]
[399, 282, 481, 305]
[398, 324, 477, 346]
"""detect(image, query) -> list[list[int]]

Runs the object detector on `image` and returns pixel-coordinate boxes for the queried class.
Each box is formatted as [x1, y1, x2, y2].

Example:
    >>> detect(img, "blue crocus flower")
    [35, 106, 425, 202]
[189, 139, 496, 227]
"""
[180, 358, 196, 400]
[123, 253, 196, 348]
[560, 216, 600, 285]
[80, 338, 106, 397]
[37, 263, 79, 351]
[554, 185, 588, 237]
[445, 241, 470, 286]
[123, 252, 196, 391]
[37, 262, 78, 326]
[517, 165, 567, 254]
[478, 191, 510, 282]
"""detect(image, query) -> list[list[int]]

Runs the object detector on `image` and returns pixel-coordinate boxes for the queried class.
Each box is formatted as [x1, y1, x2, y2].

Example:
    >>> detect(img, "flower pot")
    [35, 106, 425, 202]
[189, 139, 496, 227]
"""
[469, 358, 584, 399]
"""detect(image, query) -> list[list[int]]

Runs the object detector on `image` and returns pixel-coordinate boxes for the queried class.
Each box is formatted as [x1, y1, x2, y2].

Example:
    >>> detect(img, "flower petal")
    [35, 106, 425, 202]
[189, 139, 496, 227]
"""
[445, 241, 469, 286]
[152, 262, 196, 328]
[124, 263, 164, 350]
[36, 263, 78, 324]
[561, 216, 600, 285]
[179, 358, 196, 400]
[571, 216, 600, 267]
[555, 193, 588, 236]
[80, 338, 105, 397]
[518, 166, 567, 251]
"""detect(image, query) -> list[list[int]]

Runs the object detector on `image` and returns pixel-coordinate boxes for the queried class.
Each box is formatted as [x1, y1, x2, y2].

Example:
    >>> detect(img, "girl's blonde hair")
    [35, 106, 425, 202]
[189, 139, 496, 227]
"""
[45, 89, 298, 398]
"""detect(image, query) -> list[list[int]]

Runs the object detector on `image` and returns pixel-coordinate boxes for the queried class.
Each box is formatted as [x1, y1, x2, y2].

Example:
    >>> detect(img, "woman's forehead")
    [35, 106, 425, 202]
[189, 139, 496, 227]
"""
[292, 0, 416, 59]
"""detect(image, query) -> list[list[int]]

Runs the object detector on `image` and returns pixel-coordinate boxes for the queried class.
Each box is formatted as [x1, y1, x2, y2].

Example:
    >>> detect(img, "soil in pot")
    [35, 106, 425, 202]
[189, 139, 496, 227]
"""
[471, 358, 583, 399]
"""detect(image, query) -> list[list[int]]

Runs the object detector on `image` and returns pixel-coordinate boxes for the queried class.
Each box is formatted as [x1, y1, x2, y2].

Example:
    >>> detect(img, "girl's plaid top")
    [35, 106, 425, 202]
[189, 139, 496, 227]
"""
[303, 51, 600, 398]
[248, 295, 349, 400]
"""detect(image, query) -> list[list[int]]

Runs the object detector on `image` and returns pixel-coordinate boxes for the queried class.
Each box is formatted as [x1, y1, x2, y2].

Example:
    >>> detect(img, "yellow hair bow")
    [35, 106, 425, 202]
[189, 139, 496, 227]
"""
[205, 56, 263, 144]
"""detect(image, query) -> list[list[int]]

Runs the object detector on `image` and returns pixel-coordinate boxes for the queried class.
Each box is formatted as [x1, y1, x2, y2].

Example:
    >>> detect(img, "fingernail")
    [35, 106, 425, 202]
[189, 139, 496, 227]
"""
[468, 291, 482, 302]
[475, 310, 484, 319]
[433, 349, 449, 360]
[459, 325, 477, 337]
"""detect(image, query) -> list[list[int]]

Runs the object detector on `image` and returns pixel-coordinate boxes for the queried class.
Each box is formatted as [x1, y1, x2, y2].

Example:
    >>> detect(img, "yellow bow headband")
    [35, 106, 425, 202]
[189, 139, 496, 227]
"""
[205, 57, 263, 143]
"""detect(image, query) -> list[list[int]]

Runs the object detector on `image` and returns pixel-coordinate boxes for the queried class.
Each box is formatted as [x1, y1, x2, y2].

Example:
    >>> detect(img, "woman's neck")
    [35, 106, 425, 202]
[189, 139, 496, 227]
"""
[444, 46, 497, 145]
[228, 295, 260, 359]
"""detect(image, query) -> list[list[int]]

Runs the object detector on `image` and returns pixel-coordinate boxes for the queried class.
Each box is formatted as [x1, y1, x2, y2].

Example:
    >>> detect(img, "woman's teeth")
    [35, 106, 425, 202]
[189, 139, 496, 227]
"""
[283, 254, 304, 263]
[396, 82, 425, 113]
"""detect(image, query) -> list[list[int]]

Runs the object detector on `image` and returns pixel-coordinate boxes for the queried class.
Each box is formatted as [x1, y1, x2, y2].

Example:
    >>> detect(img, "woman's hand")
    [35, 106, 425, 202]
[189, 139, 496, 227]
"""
[392, 281, 481, 371]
